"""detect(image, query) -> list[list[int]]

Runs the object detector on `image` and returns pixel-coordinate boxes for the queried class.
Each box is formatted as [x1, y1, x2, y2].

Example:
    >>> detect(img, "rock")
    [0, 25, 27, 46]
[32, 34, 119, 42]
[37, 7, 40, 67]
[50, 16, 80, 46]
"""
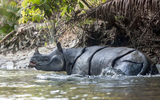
[0, 59, 6, 66]
[1, 62, 14, 69]
[0, 46, 53, 70]
[15, 58, 30, 69]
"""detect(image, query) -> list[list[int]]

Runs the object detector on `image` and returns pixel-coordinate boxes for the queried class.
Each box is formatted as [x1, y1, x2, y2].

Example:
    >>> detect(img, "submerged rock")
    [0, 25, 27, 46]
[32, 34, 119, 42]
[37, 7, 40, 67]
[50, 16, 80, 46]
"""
[1, 61, 14, 69]
[0, 59, 6, 66]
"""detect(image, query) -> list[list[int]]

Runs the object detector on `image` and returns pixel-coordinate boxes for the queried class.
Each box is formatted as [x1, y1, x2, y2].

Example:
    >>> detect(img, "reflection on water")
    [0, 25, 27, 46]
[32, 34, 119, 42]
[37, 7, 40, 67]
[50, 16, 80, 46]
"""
[0, 69, 160, 100]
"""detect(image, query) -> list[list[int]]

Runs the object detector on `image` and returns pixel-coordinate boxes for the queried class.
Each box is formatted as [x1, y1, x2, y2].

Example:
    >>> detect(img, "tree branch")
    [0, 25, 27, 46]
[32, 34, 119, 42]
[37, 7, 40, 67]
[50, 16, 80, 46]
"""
[81, 0, 91, 9]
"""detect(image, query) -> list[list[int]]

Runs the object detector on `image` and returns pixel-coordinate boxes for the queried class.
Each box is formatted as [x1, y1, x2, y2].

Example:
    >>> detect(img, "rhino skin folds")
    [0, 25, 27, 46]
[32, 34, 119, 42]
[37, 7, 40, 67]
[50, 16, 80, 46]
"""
[29, 42, 159, 76]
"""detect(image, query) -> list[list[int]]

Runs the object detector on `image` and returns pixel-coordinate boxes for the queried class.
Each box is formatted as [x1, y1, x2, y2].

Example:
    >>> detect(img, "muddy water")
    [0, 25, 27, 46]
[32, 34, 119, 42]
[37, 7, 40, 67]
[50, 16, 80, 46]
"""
[0, 67, 160, 100]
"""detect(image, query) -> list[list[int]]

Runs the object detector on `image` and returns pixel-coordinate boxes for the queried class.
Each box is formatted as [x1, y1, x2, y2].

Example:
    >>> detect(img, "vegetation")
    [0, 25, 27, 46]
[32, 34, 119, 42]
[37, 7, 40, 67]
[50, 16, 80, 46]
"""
[0, 0, 160, 63]
[0, 0, 20, 39]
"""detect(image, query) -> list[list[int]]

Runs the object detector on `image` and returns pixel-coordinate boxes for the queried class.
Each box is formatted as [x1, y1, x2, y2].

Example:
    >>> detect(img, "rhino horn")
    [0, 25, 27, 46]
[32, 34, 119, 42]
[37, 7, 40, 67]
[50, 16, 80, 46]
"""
[34, 47, 40, 55]
[56, 42, 63, 53]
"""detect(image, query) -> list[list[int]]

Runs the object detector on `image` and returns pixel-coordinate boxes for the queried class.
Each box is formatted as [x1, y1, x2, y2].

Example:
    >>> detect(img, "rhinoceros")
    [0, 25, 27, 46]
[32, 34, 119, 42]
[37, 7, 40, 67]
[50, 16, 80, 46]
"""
[29, 42, 159, 76]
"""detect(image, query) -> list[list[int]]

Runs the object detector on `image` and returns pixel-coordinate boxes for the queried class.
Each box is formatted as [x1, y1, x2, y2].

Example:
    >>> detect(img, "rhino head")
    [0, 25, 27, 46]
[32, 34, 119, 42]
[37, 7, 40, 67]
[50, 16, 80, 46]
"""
[29, 43, 66, 71]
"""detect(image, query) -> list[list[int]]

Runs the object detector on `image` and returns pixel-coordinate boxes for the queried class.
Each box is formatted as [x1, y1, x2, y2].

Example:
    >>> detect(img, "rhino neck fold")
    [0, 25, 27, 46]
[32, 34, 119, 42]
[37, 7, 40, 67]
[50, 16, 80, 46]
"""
[63, 48, 86, 75]
[88, 46, 108, 75]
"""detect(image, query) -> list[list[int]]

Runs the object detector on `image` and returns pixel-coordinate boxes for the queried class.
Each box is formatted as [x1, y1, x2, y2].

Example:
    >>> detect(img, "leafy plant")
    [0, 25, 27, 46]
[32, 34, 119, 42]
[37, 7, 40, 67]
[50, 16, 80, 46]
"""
[0, 0, 20, 40]
[19, 0, 93, 24]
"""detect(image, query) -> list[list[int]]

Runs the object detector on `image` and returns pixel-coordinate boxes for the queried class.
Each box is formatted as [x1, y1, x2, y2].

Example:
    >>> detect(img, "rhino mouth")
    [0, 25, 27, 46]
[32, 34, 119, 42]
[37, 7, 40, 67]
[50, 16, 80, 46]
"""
[29, 61, 37, 67]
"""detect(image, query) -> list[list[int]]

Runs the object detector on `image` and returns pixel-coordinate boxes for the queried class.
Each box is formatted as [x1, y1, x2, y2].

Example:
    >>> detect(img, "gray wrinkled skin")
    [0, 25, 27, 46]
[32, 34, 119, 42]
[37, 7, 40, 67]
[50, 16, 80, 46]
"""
[30, 47, 65, 71]
[29, 43, 159, 76]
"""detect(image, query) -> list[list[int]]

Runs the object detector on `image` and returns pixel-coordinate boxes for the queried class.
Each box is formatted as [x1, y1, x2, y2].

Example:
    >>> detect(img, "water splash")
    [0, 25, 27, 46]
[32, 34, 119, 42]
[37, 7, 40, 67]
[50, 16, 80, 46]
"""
[100, 67, 125, 76]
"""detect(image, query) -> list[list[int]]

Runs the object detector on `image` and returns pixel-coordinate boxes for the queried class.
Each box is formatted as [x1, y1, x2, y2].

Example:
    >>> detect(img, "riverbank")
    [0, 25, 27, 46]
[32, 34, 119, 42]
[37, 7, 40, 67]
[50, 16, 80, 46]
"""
[0, 46, 53, 70]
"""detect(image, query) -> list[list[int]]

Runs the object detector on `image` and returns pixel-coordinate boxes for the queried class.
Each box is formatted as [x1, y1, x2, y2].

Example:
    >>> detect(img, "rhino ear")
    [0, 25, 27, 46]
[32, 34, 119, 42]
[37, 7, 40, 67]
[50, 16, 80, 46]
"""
[56, 42, 63, 53]
[34, 47, 40, 55]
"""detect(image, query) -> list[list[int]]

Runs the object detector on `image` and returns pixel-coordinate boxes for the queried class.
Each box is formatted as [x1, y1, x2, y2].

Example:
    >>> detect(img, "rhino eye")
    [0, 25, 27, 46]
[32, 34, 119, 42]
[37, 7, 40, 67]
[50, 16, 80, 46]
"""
[45, 58, 48, 61]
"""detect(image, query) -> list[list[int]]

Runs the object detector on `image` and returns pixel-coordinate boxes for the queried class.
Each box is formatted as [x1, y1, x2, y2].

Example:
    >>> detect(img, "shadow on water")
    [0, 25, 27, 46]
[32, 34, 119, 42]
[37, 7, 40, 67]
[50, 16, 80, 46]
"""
[0, 66, 160, 100]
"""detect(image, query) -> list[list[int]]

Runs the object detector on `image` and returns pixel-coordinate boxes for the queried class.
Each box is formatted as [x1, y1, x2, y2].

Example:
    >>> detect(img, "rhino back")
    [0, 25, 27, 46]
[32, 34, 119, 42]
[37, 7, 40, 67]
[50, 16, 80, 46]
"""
[72, 46, 105, 75]
[90, 47, 135, 75]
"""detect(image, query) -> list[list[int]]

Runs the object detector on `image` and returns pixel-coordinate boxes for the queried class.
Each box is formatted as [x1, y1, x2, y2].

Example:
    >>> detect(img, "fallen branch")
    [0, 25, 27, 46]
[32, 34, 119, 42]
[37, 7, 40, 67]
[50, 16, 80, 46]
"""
[0, 30, 16, 44]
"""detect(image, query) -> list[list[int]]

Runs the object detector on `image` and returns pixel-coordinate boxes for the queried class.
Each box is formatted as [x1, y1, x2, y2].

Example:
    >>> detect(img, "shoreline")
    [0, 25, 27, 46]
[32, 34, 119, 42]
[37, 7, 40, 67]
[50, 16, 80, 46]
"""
[0, 46, 53, 70]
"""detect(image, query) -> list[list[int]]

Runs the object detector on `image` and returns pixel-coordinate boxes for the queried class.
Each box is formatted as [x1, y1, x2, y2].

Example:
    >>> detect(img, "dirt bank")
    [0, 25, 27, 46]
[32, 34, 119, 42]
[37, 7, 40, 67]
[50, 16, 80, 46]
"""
[0, 46, 52, 69]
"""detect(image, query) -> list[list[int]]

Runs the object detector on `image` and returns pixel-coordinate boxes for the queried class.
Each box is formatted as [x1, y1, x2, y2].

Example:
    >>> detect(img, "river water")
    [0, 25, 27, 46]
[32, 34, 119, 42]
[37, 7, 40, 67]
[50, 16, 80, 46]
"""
[0, 66, 160, 100]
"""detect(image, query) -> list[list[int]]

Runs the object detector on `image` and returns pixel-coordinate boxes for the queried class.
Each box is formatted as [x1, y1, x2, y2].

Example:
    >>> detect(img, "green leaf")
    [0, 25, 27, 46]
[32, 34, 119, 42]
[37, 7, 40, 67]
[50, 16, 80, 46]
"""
[32, 0, 41, 5]
[79, 1, 84, 8]
[67, 5, 70, 13]
[61, 5, 68, 17]
[10, 1, 17, 6]
[44, 42, 47, 46]
[35, 15, 41, 22]
[102, 0, 106, 3]
[21, 0, 29, 8]
[56, 0, 59, 4]
[43, 4, 51, 10]
[32, 17, 35, 21]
